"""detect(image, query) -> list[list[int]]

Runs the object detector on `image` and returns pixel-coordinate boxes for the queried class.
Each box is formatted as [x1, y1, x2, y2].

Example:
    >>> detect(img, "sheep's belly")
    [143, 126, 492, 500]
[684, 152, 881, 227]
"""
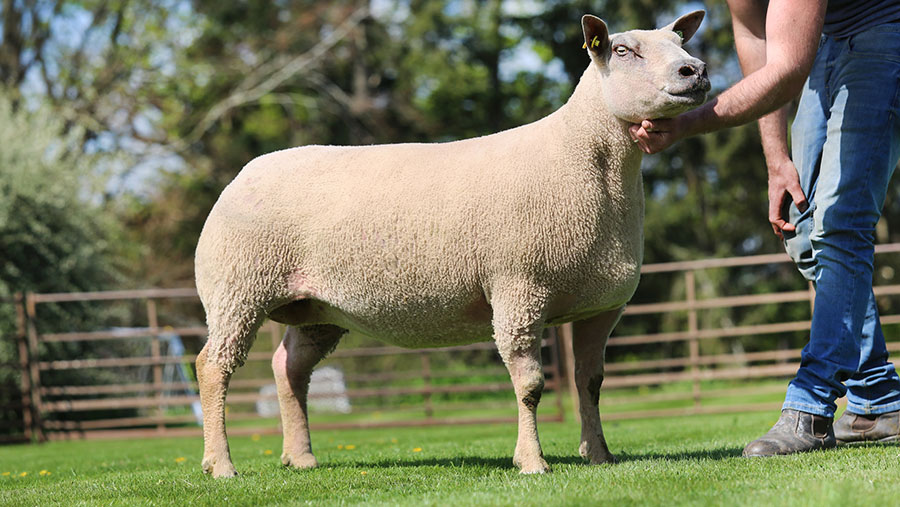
[338, 310, 495, 348]
[269, 295, 495, 348]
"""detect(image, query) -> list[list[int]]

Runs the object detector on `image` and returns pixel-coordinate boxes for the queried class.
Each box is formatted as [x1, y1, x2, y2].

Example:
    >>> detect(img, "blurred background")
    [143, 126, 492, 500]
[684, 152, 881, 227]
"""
[4, 0, 900, 441]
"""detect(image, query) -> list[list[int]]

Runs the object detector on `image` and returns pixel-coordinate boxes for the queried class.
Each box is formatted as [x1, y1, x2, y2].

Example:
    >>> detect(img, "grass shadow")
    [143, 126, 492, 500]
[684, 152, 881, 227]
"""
[326, 455, 517, 470]
[611, 446, 743, 463]
[305, 439, 900, 472]
[315, 446, 744, 472]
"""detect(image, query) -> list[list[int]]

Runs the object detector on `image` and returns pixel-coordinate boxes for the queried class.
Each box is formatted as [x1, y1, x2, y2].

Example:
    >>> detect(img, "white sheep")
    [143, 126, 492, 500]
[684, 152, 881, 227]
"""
[194, 11, 709, 477]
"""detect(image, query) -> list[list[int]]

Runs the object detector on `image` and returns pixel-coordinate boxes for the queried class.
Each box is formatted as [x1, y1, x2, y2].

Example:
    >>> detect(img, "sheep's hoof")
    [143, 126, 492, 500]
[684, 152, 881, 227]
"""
[579, 441, 617, 465]
[518, 459, 551, 474]
[513, 454, 551, 474]
[202, 456, 238, 478]
[281, 452, 318, 469]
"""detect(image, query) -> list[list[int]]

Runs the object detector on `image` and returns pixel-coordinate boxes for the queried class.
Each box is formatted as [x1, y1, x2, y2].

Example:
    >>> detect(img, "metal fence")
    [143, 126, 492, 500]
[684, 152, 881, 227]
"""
[5, 243, 900, 442]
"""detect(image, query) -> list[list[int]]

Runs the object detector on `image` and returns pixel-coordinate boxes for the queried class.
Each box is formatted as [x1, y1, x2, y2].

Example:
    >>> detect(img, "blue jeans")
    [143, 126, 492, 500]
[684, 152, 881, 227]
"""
[782, 23, 900, 418]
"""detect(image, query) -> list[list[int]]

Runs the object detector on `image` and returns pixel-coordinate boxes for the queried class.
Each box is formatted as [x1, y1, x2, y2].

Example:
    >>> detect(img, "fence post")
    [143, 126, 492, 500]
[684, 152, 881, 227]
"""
[269, 321, 282, 350]
[558, 322, 580, 423]
[147, 299, 165, 433]
[24, 293, 45, 442]
[686, 270, 701, 410]
[547, 328, 566, 422]
[421, 355, 433, 419]
[14, 293, 33, 442]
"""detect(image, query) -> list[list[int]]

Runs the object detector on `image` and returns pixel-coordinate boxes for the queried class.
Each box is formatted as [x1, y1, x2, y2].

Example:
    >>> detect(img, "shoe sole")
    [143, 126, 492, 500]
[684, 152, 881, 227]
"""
[836, 435, 900, 445]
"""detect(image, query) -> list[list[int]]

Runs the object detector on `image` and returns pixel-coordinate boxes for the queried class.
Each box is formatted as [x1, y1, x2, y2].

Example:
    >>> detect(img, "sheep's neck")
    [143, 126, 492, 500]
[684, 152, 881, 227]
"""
[555, 64, 641, 177]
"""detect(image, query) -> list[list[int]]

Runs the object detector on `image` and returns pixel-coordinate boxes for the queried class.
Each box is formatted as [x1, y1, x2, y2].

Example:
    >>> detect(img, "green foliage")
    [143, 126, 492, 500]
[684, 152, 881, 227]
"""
[0, 99, 124, 297]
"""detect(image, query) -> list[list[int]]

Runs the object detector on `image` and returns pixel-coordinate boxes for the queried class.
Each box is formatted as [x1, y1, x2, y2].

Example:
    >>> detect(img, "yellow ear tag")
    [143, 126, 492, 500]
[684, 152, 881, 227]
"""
[583, 36, 601, 49]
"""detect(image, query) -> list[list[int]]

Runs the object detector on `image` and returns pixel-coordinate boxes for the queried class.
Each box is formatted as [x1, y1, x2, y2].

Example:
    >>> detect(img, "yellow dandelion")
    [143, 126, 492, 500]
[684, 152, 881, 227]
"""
[251, 433, 261, 442]
[175, 457, 187, 463]
[263, 449, 273, 455]
[412, 447, 422, 453]
[391, 438, 398, 444]
[337, 444, 344, 450]
[345, 444, 356, 450]
[1, 472, 9, 476]
[19, 472, 27, 477]
[360, 471, 368, 475]
[39, 470, 50, 476]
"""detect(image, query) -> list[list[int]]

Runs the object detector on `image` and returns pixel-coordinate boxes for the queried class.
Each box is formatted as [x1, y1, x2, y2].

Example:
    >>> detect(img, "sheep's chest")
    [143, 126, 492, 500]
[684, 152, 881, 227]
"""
[542, 166, 644, 324]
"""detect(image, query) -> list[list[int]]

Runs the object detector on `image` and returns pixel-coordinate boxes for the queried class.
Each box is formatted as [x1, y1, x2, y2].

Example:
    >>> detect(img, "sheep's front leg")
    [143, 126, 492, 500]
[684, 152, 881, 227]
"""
[493, 292, 550, 474]
[273, 325, 346, 469]
[573, 308, 623, 464]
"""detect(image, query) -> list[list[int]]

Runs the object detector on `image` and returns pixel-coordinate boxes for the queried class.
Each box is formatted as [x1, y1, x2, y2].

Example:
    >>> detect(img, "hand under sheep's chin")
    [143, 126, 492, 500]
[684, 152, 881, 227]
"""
[628, 116, 687, 155]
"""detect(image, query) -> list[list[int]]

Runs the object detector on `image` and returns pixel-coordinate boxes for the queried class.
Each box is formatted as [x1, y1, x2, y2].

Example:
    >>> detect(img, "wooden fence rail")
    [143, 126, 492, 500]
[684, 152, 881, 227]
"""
[4, 243, 900, 441]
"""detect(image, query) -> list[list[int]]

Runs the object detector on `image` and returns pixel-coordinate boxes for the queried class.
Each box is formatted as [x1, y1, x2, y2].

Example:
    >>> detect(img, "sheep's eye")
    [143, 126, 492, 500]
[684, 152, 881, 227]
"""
[614, 45, 630, 56]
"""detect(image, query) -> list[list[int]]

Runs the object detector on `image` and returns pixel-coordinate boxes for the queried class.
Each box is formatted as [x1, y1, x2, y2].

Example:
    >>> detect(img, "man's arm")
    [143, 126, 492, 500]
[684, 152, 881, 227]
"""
[631, 0, 825, 150]
[731, 0, 812, 236]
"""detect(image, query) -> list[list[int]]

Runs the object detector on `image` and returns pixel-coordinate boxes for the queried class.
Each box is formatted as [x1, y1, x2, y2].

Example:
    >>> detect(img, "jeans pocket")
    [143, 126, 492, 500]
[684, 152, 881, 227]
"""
[848, 23, 900, 62]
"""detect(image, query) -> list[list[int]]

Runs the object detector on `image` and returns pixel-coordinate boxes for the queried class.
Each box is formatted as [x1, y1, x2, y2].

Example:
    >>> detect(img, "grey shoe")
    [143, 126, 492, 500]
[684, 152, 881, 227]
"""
[743, 409, 836, 457]
[834, 410, 900, 444]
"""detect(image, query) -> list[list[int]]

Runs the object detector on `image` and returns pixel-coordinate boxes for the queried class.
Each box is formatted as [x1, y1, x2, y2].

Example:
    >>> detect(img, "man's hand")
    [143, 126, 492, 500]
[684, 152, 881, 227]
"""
[767, 157, 809, 238]
[629, 118, 684, 154]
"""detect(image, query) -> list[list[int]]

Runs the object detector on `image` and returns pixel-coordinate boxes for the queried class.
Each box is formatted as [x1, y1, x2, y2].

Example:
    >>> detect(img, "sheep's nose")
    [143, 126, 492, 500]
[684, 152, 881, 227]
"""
[678, 61, 707, 79]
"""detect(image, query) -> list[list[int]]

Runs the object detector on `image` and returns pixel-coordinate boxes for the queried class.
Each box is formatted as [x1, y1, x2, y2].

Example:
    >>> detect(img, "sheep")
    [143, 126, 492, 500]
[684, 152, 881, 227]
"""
[194, 11, 710, 478]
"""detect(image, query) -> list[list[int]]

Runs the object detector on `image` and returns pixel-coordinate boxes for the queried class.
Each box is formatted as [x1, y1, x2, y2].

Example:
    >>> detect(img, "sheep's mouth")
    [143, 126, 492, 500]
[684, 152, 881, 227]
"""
[665, 79, 711, 104]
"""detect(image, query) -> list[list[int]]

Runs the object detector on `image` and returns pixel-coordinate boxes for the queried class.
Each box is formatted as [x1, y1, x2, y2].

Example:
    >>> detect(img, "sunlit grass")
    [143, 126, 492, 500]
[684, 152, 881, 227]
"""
[3, 411, 900, 505]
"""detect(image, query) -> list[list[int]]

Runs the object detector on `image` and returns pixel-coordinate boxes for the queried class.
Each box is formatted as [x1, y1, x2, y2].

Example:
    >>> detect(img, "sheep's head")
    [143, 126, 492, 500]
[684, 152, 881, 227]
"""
[583, 11, 710, 123]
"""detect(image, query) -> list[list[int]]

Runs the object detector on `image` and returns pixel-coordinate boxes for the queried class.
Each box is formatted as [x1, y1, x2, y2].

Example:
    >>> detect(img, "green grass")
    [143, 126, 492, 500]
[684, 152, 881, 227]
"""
[2, 411, 899, 506]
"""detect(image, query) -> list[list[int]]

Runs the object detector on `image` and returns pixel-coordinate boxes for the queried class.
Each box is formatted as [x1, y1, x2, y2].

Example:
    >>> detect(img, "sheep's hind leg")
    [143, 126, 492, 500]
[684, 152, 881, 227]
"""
[197, 308, 265, 478]
[273, 324, 346, 469]
[573, 308, 623, 465]
[493, 291, 551, 474]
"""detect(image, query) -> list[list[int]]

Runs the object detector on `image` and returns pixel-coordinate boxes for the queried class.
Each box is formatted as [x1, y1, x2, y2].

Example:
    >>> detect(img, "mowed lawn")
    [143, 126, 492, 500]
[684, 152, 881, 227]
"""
[2, 411, 899, 506]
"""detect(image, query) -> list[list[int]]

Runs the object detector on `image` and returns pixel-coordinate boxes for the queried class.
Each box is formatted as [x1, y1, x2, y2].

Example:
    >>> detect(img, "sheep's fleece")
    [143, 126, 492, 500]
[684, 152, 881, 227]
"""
[194, 11, 710, 478]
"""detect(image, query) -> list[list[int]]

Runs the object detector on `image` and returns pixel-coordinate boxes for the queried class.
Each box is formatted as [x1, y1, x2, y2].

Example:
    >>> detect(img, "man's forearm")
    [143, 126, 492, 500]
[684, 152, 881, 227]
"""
[680, 74, 796, 136]
[758, 105, 792, 167]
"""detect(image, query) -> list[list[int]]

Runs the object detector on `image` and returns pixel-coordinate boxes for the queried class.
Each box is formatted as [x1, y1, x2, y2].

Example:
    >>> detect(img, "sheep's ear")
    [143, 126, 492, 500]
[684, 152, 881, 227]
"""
[581, 15, 609, 56]
[662, 10, 705, 44]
